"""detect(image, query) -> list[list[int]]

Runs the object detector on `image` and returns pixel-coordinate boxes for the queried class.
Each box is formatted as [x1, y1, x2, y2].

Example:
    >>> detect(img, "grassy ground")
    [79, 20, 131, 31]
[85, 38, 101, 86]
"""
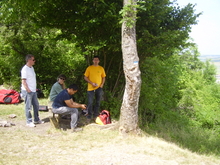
[0, 99, 220, 165]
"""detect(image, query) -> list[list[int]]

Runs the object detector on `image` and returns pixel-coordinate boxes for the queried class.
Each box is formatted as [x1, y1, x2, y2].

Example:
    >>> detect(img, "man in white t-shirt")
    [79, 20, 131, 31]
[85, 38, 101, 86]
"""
[21, 54, 44, 127]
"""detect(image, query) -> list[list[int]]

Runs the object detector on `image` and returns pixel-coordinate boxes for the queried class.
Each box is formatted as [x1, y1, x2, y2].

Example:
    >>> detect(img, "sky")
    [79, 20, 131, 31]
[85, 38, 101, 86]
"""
[176, 0, 220, 55]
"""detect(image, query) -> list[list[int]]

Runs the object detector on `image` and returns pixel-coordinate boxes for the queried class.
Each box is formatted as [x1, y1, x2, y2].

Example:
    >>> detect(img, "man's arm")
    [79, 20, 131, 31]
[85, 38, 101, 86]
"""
[100, 77, 105, 88]
[84, 76, 97, 87]
[22, 79, 31, 93]
[65, 99, 86, 109]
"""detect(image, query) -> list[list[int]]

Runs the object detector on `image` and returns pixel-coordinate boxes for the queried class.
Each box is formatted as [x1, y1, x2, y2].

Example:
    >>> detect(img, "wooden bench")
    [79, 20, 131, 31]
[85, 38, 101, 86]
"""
[50, 110, 71, 130]
[49, 107, 61, 129]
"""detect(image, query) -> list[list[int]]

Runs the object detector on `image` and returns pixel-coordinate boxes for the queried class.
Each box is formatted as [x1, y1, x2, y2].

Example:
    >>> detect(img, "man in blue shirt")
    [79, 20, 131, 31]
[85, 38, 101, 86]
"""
[52, 84, 86, 132]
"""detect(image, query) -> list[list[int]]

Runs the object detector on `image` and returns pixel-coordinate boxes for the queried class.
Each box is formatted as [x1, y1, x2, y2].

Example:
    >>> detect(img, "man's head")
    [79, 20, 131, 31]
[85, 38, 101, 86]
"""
[57, 74, 67, 83]
[25, 54, 35, 66]
[93, 56, 100, 66]
[67, 84, 79, 95]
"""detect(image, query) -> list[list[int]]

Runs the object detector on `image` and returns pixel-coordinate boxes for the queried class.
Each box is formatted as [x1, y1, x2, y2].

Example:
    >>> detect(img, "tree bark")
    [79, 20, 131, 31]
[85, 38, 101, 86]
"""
[119, 0, 141, 135]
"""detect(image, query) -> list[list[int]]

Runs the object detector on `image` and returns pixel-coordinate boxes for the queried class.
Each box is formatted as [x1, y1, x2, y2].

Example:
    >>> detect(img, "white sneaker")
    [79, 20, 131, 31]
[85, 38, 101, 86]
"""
[34, 120, 45, 124]
[72, 127, 83, 133]
[26, 122, 36, 127]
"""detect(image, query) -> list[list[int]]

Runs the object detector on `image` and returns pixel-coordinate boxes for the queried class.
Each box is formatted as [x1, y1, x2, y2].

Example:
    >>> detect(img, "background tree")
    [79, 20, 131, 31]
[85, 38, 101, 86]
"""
[0, 0, 200, 116]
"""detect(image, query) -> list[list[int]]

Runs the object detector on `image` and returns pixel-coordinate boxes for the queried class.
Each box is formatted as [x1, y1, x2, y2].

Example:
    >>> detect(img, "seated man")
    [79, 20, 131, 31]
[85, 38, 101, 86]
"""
[48, 74, 66, 111]
[49, 74, 67, 102]
[52, 84, 86, 132]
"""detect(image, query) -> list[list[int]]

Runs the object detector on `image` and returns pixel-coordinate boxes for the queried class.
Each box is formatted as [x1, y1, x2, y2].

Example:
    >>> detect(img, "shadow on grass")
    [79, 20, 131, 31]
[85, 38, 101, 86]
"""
[46, 113, 88, 131]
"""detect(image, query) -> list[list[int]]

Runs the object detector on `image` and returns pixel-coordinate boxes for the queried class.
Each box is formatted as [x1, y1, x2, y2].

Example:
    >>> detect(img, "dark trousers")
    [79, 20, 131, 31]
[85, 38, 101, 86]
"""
[87, 87, 103, 119]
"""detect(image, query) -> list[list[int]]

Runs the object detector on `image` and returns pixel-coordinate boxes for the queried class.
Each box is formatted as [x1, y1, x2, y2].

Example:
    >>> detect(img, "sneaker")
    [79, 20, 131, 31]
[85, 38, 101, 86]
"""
[26, 122, 36, 127]
[34, 120, 45, 124]
[72, 127, 83, 133]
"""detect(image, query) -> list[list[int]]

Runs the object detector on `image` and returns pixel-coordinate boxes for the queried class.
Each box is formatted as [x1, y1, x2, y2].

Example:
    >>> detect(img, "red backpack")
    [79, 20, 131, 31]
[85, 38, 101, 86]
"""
[0, 89, 21, 104]
[95, 110, 111, 125]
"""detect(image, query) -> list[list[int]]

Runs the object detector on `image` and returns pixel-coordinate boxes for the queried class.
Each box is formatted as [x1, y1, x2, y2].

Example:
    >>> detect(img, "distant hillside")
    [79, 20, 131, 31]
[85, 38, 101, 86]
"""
[199, 55, 220, 75]
[199, 55, 220, 62]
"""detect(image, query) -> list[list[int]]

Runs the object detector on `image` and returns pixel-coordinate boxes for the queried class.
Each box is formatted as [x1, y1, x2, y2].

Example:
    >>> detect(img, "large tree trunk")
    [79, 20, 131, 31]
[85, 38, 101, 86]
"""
[119, 0, 141, 135]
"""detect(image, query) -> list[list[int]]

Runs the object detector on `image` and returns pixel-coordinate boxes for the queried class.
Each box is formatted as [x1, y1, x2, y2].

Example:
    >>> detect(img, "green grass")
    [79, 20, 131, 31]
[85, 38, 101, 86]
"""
[143, 111, 220, 157]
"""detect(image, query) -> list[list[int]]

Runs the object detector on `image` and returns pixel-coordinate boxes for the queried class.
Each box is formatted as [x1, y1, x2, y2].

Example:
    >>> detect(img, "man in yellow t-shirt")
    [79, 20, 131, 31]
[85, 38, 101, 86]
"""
[84, 56, 106, 121]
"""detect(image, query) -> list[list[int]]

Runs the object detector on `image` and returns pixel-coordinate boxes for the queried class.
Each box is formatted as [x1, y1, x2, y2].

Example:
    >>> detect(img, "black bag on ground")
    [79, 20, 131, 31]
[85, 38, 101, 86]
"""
[39, 105, 48, 111]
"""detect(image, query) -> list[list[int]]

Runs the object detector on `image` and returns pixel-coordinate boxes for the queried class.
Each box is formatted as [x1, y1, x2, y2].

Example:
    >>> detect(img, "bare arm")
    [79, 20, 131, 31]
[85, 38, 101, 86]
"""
[100, 77, 105, 88]
[61, 83, 66, 89]
[22, 79, 31, 93]
[84, 76, 97, 87]
[65, 99, 86, 109]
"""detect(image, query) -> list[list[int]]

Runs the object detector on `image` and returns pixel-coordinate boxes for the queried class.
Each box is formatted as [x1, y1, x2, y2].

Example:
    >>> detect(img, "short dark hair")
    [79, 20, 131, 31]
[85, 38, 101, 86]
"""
[57, 74, 67, 80]
[25, 54, 34, 62]
[93, 56, 100, 60]
[68, 84, 78, 91]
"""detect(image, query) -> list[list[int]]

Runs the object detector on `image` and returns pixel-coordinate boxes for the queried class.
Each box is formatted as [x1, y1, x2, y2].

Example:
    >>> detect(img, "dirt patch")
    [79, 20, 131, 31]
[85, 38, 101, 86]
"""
[0, 109, 219, 165]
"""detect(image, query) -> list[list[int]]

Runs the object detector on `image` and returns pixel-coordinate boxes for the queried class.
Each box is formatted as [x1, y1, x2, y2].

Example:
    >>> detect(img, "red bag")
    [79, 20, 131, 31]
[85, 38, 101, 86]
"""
[95, 110, 111, 125]
[0, 89, 21, 104]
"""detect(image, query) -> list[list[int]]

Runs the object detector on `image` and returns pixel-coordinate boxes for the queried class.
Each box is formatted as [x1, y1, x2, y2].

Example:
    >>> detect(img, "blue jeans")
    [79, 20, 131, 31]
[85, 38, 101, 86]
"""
[52, 107, 78, 129]
[22, 90, 40, 124]
[87, 87, 103, 119]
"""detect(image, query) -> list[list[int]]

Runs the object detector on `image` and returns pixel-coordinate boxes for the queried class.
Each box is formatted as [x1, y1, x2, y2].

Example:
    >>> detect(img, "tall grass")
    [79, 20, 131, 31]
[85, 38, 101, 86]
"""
[143, 111, 220, 156]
